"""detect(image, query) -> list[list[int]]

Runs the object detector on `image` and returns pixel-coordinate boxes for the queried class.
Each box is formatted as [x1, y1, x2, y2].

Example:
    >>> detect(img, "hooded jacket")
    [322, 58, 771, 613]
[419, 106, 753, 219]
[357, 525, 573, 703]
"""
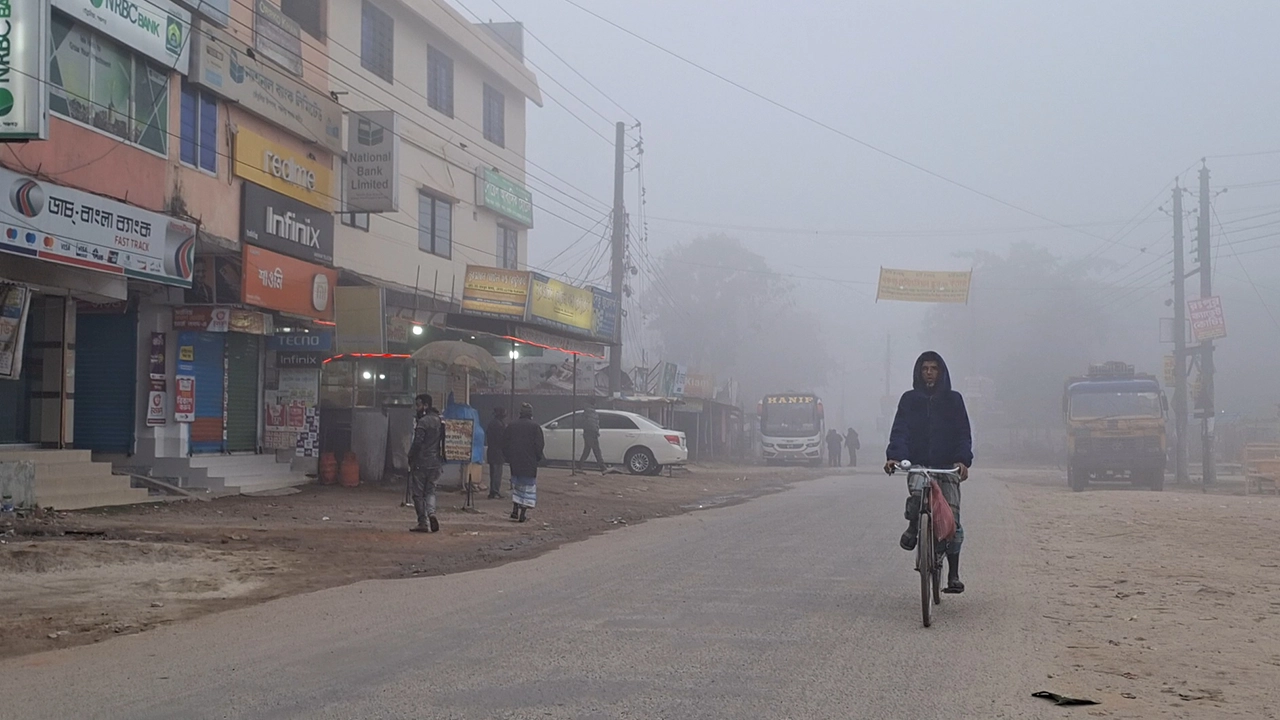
[885, 351, 974, 469]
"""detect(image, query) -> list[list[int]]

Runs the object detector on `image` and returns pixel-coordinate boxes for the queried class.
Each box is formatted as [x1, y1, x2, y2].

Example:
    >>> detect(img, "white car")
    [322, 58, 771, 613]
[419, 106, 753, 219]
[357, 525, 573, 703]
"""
[542, 409, 687, 475]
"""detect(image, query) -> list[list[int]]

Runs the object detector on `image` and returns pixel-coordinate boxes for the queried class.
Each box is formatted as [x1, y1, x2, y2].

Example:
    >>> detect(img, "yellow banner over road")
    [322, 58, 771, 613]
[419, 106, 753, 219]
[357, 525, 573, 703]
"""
[876, 268, 972, 304]
[460, 266, 531, 319]
[530, 273, 594, 333]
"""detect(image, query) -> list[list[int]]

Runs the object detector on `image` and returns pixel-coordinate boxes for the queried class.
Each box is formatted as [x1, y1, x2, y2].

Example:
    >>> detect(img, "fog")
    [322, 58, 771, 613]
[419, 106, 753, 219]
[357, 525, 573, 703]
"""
[468, 0, 1280, 454]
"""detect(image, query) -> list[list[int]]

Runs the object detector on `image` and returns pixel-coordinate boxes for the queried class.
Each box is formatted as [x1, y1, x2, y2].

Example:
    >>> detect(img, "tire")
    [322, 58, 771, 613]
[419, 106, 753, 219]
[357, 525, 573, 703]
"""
[644, 464, 663, 477]
[1069, 465, 1088, 492]
[918, 512, 933, 628]
[625, 447, 657, 476]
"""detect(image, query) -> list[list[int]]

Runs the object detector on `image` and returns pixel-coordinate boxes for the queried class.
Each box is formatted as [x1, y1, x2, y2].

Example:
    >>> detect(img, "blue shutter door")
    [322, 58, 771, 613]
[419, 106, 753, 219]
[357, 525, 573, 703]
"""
[189, 332, 226, 454]
[74, 311, 138, 453]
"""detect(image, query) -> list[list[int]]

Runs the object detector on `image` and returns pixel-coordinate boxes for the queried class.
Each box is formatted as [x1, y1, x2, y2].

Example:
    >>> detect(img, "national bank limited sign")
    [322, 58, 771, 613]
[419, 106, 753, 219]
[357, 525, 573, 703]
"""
[241, 181, 334, 266]
[0, 0, 50, 141]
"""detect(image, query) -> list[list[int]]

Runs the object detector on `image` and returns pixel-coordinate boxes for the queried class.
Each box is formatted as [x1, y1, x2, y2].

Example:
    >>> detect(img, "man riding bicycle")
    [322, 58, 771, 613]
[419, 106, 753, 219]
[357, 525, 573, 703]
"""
[885, 351, 973, 594]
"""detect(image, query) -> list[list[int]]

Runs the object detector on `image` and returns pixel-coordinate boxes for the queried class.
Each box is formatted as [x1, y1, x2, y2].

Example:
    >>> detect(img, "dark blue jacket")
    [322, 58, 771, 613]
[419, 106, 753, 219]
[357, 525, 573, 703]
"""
[886, 352, 974, 468]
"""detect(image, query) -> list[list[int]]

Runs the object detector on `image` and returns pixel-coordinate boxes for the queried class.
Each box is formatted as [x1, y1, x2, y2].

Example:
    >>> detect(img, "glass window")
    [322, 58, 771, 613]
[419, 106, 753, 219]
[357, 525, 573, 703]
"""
[600, 413, 639, 430]
[498, 225, 518, 269]
[341, 211, 370, 231]
[180, 79, 217, 172]
[418, 192, 452, 258]
[361, 1, 394, 83]
[282, 0, 325, 39]
[427, 46, 453, 117]
[1069, 392, 1163, 420]
[48, 12, 169, 155]
[483, 83, 505, 147]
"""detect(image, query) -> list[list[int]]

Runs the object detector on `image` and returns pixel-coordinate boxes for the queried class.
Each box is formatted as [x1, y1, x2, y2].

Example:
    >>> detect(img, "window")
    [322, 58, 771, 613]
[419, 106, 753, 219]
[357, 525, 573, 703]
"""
[427, 46, 453, 117]
[600, 413, 639, 430]
[418, 192, 452, 258]
[180, 80, 218, 173]
[48, 13, 170, 155]
[361, 1, 394, 82]
[341, 211, 369, 231]
[282, 0, 325, 39]
[497, 225, 519, 269]
[483, 84, 505, 147]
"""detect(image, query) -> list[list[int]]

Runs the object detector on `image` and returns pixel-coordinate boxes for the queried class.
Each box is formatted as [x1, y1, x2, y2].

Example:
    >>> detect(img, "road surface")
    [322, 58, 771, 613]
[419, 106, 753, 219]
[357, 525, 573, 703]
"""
[0, 473, 1068, 719]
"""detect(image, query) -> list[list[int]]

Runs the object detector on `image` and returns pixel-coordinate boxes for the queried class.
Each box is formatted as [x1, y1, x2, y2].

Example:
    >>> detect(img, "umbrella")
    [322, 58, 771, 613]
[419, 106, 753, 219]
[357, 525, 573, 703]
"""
[410, 340, 506, 382]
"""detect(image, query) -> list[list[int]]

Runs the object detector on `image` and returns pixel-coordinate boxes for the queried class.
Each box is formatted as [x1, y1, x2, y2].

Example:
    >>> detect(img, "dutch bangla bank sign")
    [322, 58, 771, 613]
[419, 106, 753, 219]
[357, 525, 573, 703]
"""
[52, 0, 191, 71]
[0, 0, 50, 141]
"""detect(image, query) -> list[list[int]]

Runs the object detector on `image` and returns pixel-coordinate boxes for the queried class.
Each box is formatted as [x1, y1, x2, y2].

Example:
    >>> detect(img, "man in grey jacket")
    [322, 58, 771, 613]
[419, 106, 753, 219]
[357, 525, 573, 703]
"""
[577, 396, 606, 474]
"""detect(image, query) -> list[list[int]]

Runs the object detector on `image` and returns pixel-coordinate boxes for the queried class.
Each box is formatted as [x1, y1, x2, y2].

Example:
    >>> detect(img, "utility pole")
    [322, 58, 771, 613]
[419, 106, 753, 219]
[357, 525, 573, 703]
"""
[1171, 182, 1190, 486]
[608, 121, 626, 396]
[1196, 161, 1216, 485]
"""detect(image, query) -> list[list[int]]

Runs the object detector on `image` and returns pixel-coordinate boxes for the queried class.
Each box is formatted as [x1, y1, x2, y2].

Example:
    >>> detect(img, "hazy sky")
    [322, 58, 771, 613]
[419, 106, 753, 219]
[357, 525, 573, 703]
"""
[461, 0, 1280, 423]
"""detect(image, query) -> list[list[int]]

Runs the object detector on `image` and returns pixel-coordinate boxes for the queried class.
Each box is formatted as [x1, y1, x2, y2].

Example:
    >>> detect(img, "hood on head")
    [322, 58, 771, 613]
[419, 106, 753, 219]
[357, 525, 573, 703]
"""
[913, 351, 952, 392]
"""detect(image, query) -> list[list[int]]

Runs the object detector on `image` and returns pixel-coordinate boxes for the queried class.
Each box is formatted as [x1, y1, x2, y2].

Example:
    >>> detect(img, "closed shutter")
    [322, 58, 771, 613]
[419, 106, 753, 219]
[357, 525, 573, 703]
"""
[225, 333, 260, 452]
[189, 332, 226, 454]
[74, 312, 138, 453]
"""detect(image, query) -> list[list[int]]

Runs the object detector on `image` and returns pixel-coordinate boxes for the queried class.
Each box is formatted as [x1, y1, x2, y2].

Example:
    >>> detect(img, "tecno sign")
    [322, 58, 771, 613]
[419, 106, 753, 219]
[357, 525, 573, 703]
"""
[242, 182, 334, 266]
[233, 127, 333, 211]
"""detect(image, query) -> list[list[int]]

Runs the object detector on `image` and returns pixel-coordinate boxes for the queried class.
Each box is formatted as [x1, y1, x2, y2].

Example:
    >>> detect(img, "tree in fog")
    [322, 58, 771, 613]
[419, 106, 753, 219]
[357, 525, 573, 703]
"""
[921, 243, 1115, 435]
[651, 235, 831, 400]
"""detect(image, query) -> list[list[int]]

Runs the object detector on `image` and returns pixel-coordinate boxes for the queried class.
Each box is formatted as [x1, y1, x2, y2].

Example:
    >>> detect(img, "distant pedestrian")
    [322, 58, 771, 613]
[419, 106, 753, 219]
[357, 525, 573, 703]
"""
[485, 407, 507, 499]
[846, 428, 860, 467]
[504, 402, 545, 523]
[409, 393, 445, 533]
[577, 396, 606, 473]
[826, 429, 844, 467]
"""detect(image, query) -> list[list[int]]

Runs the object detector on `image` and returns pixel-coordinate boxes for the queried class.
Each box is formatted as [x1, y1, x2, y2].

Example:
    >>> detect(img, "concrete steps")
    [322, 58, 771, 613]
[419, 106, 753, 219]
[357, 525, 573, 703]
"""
[0, 449, 151, 510]
[146, 453, 311, 496]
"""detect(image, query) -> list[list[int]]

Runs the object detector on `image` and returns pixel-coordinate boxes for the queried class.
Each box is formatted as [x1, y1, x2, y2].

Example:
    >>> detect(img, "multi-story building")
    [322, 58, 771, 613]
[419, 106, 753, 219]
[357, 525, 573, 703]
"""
[0, 0, 539, 505]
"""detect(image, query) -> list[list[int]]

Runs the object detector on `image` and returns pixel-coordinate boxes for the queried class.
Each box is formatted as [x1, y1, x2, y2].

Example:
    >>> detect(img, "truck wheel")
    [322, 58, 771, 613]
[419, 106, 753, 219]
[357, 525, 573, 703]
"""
[1069, 466, 1088, 492]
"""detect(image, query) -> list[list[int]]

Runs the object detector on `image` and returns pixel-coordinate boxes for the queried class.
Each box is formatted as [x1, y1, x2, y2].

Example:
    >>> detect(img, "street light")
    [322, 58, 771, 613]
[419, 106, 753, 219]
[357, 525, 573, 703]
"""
[411, 324, 424, 336]
[509, 350, 520, 360]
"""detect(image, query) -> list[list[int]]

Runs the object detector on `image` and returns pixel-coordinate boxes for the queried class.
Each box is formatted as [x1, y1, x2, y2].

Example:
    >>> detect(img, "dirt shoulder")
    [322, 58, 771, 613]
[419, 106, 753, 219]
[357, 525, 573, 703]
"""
[999, 468, 1280, 718]
[0, 463, 826, 660]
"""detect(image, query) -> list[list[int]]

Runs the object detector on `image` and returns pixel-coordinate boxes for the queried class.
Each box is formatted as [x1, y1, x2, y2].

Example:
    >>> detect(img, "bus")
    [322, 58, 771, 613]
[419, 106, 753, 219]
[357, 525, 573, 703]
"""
[758, 393, 825, 466]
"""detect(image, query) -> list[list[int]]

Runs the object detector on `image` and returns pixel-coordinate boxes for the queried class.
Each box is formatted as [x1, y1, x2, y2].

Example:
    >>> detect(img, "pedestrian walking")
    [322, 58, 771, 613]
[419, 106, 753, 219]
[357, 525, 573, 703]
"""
[846, 427, 860, 467]
[577, 396, 606, 473]
[485, 407, 507, 499]
[409, 393, 445, 533]
[504, 402, 545, 523]
[825, 429, 844, 467]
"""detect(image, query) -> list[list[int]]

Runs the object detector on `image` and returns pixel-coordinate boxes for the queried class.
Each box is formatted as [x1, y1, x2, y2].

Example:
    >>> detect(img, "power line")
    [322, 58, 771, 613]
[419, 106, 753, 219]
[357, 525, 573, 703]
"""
[1212, 203, 1280, 331]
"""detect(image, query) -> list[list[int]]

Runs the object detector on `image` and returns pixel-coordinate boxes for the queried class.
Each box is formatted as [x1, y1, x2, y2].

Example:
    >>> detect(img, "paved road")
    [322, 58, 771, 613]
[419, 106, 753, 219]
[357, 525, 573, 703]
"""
[0, 473, 1064, 719]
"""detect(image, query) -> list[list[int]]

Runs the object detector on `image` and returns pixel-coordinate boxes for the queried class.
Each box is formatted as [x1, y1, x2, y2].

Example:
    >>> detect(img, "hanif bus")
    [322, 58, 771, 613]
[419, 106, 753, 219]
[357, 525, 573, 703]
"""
[758, 393, 824, 466]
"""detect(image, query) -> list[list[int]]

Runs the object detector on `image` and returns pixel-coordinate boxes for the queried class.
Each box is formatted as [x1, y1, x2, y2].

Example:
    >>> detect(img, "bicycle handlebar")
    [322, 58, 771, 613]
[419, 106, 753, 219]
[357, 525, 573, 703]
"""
[886, 461, 960, 477]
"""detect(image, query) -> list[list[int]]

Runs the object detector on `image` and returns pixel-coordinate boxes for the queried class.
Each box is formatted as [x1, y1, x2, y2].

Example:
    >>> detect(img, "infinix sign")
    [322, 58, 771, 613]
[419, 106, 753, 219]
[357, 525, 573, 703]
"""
[0, 0, 49, 141]
[242, 181, 334, 266]
[52, 0, 191, 70]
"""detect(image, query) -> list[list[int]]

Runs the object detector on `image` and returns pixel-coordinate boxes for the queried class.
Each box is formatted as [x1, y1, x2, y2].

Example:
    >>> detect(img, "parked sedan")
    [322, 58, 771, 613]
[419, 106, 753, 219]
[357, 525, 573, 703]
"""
[542, 410, 687, 475]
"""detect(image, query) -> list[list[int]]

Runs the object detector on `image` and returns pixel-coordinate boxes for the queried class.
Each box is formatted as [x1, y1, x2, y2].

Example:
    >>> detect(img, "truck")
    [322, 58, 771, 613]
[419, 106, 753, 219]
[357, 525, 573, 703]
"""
[758, 393, 825, 466]
[1063, 362, 1168, 492]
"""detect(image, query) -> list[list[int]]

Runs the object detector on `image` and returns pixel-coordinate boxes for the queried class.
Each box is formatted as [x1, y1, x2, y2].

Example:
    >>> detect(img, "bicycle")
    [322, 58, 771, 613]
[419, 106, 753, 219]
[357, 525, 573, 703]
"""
[890, 461, 960, 628]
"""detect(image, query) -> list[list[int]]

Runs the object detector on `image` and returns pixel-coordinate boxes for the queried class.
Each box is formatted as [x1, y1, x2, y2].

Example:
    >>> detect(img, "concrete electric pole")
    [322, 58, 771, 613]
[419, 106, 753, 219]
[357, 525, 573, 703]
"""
[1195, 161, 1216, 485]
[1171, 182, 1190, 486]
[608, 121, 626, 396]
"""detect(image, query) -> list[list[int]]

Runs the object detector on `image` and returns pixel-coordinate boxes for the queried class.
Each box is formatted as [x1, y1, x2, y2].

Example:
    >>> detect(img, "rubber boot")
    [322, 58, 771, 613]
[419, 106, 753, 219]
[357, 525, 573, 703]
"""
[510, 502, 520, 520]
[411, 498, 430, 532]
[943, 553, 965, 594]
[518, 506, 528, 523]
[899, 495, 920, 550]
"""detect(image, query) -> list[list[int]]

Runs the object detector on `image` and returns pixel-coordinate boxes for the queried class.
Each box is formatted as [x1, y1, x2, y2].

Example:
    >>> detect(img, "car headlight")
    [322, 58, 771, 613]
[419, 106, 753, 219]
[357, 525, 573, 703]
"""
[806, 441, 820, 448]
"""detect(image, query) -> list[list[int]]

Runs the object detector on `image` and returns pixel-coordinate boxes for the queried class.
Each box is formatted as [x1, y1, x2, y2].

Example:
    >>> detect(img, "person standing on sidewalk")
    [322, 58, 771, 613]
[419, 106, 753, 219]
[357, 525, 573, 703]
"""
[846, 427, 860, 467]
[825, 428, 844, 467]
[409, 393, 445, 533]
[485, 407, 508, 499]
[504, 403, 545, 523]
[578, 396, 606, 474]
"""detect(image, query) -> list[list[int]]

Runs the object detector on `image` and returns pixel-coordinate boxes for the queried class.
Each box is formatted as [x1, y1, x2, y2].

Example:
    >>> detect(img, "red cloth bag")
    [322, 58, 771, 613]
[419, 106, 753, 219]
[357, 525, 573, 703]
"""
[930, 480, 957, 541]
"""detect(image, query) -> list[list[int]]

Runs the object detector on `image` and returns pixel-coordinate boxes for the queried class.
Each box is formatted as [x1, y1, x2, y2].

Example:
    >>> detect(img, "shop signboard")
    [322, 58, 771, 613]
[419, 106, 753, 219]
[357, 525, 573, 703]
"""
[443, 419, 474, 462]
[684, 373, 715, 400]
[476, 168, 533, 227]
[253, 0, 301, 76]
[459, 265, 530, 319]
[234, 130, 334, 212]
[1188, 296, 1227, 342]
[276, 351, 322, 368]
[530, 273, 593, 336]
[189, 23, 343, 153]
[52, 0, 191, 71]
[242, 245, 336, 321]
[0, 168, 198, 287]
[173, 306, 272, 333]
[267, 331, 333, 351]
[241, 181, 335, 265]
[174, 0, 228, 26]
[149, 332, 166, 379]
[344, 110, 399, 212]
[0, 0, 50, 141]
[146, 379, 167, 426]
[185, 255, 242, 304]
[591, 286, 618, 343]
[264, 367, 316, 450]
[334, 285, 385, 353]
[174, 374, 195, 422]
[0, 283, 33, 380]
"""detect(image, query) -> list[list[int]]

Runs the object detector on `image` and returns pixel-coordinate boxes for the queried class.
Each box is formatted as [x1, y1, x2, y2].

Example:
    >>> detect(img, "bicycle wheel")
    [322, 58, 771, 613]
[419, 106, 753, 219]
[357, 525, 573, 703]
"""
[918, 512, 933, 627]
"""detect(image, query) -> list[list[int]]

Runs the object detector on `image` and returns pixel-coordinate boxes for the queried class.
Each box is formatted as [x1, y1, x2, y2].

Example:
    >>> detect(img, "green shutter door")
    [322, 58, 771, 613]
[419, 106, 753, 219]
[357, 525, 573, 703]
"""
[225, 333, 260, 453]
[74, 312, 138, 453]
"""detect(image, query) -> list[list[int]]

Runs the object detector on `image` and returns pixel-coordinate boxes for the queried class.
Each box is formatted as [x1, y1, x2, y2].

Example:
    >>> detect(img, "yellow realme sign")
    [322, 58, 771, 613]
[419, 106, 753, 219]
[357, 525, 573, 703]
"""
[233, 128, 334, 211]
